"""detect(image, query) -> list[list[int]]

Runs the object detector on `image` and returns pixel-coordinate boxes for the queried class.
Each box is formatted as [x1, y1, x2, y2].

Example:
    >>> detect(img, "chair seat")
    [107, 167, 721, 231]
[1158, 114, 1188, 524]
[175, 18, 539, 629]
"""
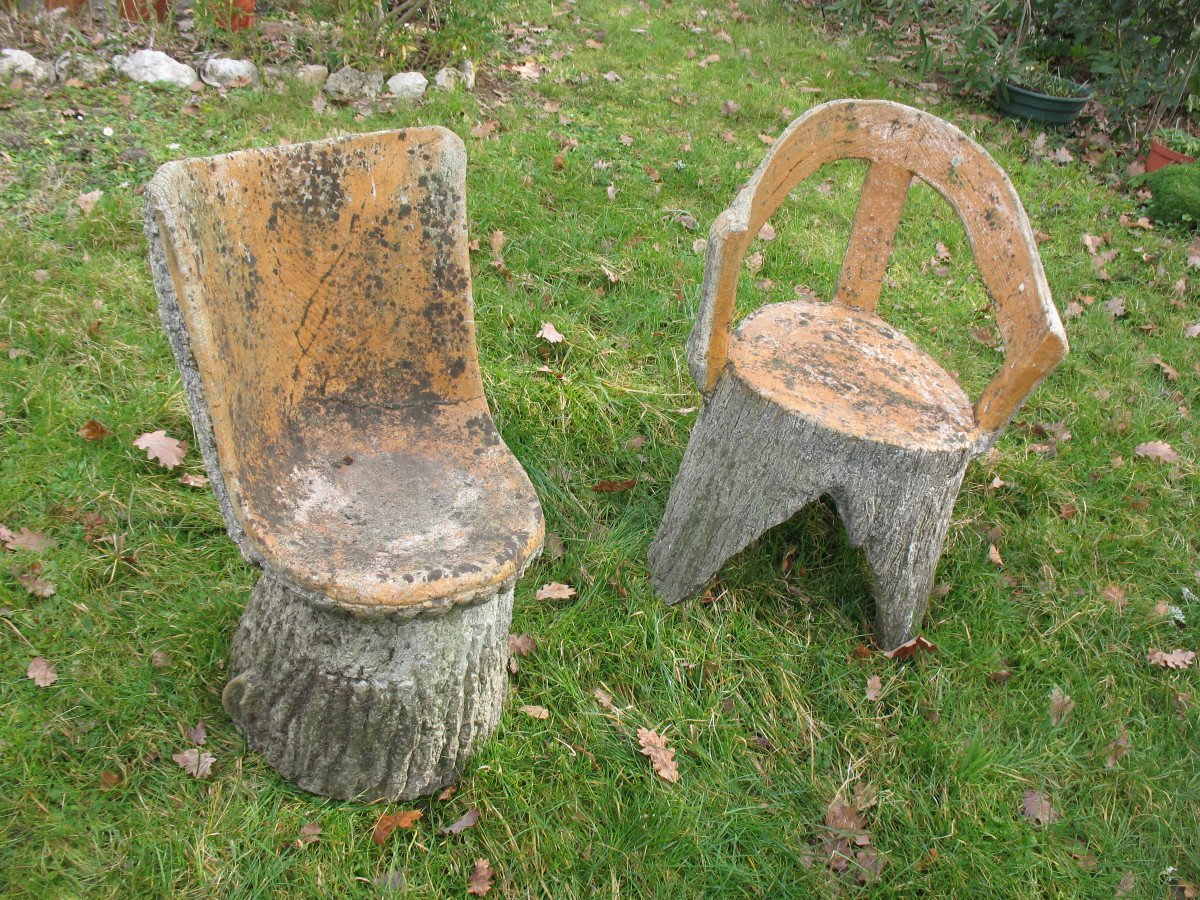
[236, 403, 545, 613]
[728, 300, 981, 451]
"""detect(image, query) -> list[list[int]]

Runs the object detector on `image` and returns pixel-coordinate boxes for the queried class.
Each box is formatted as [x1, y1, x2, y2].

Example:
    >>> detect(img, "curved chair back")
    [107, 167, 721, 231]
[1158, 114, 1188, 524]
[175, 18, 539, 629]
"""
[146, 128, 484, 554]
[689, 100, 1067, 432]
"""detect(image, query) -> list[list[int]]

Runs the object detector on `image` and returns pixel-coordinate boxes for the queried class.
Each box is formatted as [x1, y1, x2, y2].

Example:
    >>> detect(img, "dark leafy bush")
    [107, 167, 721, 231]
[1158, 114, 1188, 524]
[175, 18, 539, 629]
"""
[1144, 163, 1200, 228]
[819, 0, 1200, 133]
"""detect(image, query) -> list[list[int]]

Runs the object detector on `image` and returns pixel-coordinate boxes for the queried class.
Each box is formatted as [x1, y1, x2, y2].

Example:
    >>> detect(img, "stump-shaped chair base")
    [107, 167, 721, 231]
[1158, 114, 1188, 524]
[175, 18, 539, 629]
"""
[650, 300, 987, 649]
[223, 573, 514, 801]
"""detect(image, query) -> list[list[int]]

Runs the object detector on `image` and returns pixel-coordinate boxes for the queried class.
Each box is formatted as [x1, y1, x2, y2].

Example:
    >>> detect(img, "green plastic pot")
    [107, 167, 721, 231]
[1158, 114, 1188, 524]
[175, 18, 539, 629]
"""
[995, 81, 1091, 126]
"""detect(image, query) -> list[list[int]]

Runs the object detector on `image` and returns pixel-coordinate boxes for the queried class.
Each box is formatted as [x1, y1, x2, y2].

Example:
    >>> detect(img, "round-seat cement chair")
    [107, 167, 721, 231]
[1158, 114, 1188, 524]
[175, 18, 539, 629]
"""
[649, 100, 1068, 649]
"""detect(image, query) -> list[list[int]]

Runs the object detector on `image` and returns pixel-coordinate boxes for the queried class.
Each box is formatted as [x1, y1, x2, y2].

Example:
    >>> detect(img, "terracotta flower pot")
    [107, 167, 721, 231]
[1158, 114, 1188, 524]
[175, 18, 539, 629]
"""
[118, 0, 169, 21]
[214, 0, 254, 31]
[1146, 139, 1197, 173]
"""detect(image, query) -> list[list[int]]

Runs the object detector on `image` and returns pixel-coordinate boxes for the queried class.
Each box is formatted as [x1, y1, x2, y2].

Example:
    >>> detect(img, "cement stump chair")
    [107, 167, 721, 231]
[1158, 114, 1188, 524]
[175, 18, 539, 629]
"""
[649, 100, 1067, 649]
[145, 128, 544, 800]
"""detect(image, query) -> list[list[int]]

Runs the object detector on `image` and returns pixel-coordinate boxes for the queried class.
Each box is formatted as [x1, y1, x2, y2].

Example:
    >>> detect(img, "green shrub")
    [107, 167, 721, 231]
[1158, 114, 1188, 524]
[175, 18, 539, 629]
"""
[1144, 162, 1200, 228]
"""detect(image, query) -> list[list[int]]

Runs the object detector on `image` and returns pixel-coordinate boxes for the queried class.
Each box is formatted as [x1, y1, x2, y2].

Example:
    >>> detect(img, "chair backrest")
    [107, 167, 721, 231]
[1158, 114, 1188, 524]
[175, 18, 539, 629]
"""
[147, 127, 483, 451]
[689, 99, 1067, 433]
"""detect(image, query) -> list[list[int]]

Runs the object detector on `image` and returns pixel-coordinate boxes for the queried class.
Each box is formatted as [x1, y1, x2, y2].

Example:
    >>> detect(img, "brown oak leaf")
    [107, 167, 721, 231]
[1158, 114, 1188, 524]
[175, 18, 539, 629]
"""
[18, 571, 56, 597]
[296, 820, 321, 847]
[442, 807, 480, 835]
[520, 704, 550, 719]
[1049, 687, 1074, 726]
[1147, 648, 1195, 669]
[592, 478, 637, 492]
[1135, 441, 1180, 464]
[535, 582, 575, 601]
[372, 809, 422, 844]
[78, 419, 110, 440]
[1104, 730, 1130, 768]
[467, 859, 495, 896]
[133, 431, 188, 469]
[637, 727, 680, 782]
[536, 321, 564, 343]
[882, 635, 937, 660]
[865, 676, 882, 701]
[172, 748, 215, 778]
[5, 527, 56, 553]
[1020, 789, 1059, 825]
[27, 656, 58, 687]
[509, 633, 536, 656]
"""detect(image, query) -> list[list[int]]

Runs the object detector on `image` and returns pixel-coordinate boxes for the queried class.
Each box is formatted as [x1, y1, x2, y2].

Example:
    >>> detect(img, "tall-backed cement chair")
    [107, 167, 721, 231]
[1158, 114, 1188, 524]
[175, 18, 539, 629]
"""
[146, 128, 544, 799]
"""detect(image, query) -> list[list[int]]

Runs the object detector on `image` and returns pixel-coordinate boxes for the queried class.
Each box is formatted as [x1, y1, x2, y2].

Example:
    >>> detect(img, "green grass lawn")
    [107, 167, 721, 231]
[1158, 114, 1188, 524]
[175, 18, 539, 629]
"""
[2, 0, 1198, 895]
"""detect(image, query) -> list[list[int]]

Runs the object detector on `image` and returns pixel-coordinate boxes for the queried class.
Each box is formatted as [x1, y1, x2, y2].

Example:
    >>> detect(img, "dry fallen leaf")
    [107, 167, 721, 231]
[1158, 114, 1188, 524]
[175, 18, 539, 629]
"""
[1135, 441, 1180, 464]
[18, 571, 56, 597]
[1150, 356, 1180, 381]
[618, 133, 634, 147]
[865, 675, 882, 701]
[179, 473, 209, 488]
[75, 189, 103, 215]
[27, 656, 58, 687]
[509, 633, 536, 656]
[1049, 687, 1074, 726]
[296, 820, 321, 847]
[988, 544, 1004, 566]
[520, 704, 550, 719]
[1115, 871, 1135, 897]
[594, 688, 621, 713]
[1020, 789, 1059, 825]
[5, 527, 56, 553]
[536, 582, 575, 601]
[443, 807, 480, 835]
[186, 721, 207, 745]
[757, 223, 776, 241]
[593, 477, 637, 492]
[1147, 648, 1195, 670]
[78, 419, 110, 441]
[1104, 730, 1130, 768]
[172, 748, 215, 779]
[133, 431, 188, 470]
[537, 321, 564, 344]
[637, 727, 680, 782]
[467, 859, 495, 896]
[1102, 583, 1127, 611]
[372, 809, 422, 844]
[882, 635, 937, 660]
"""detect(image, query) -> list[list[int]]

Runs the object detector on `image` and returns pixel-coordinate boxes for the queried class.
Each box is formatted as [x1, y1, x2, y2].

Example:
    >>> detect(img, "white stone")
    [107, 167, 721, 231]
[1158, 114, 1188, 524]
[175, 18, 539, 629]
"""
[114, 50, 197, 90]
[0, 49, 55, 85]
[201, 57, 260, 89]
[385, 71, 427, 102]
[457, 60, 476, 90]
[433, 66, 462, 91]
[323, 66, 382, 102]
[55, 52, 108, 84]
[292, 63, 328, 87]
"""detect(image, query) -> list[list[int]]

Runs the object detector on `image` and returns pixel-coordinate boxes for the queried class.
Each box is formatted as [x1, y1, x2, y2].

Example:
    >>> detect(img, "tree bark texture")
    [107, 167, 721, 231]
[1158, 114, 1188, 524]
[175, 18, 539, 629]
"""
[222, 572, 514, 801]
[649, 372, 979, 649]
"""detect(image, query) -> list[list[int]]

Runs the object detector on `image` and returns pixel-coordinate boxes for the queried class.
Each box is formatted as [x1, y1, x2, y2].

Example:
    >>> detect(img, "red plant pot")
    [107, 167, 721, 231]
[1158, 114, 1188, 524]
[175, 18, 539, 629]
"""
[1147, 139, 1197, 173]
[118, 0, 168, 21]
[214, 0, 254, 31]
